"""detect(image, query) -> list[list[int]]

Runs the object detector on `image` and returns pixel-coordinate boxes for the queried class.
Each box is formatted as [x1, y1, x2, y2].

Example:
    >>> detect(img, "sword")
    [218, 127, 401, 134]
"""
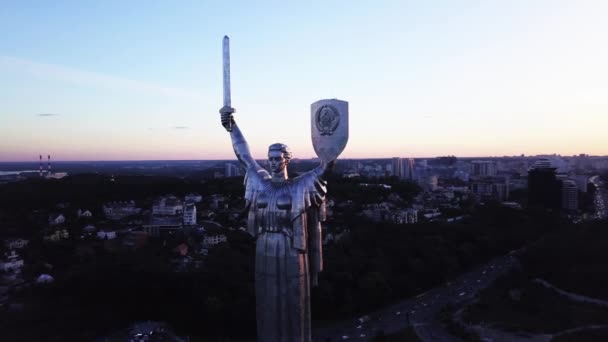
[220, 35, 235, 132]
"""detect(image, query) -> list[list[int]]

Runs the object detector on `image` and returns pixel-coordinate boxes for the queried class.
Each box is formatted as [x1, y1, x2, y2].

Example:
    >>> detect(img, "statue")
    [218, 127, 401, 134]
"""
[219, 36, 348, 342]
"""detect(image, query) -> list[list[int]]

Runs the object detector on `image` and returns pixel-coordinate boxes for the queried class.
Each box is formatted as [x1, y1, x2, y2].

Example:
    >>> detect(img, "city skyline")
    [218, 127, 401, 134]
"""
[1, 1, 608, 161]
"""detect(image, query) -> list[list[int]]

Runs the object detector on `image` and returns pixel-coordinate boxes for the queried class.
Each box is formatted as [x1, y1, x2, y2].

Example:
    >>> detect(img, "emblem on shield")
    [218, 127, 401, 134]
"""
[311, 99, 349, 163]
[315, 105, 340, 136]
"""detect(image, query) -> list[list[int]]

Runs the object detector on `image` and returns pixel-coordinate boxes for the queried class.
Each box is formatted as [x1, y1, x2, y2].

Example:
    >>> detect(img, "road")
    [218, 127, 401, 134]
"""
[313, 252, 519, 341]
[590, 175, 607, 219]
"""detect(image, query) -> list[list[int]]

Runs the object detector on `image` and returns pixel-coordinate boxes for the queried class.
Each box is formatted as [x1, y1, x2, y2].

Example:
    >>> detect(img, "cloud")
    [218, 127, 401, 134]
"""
[173, 126, 190, 129]
[0, 56, 203, 100]
[37, 113, 60, 117]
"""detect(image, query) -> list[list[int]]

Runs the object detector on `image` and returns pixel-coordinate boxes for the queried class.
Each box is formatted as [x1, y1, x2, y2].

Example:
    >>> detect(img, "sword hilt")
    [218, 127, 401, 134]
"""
[220, 106, 235, 132]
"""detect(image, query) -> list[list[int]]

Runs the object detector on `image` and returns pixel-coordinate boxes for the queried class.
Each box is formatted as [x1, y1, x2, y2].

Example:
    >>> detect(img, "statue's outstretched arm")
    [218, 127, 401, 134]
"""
[221, 112, 258, 169]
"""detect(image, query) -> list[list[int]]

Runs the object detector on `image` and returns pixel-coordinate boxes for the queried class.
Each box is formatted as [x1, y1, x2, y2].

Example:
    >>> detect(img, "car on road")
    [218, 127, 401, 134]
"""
[459, 292, 466, 296]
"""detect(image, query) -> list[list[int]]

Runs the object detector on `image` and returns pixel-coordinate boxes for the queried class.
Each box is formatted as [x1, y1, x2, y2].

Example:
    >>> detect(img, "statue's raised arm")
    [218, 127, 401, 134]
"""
[220, 110, 260, 170]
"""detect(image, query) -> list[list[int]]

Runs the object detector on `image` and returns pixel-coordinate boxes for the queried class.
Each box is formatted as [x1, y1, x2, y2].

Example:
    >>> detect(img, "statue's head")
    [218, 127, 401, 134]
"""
[268, 143, 292, 174]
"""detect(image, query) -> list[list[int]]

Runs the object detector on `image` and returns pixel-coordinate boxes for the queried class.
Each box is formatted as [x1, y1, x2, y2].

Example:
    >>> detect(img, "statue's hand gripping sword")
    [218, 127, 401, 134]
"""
[220, 35, 235, 132]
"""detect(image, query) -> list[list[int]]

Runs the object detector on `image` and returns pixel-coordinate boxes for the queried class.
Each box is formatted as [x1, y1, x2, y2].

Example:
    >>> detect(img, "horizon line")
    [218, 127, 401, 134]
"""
[1, 154, 606, 163]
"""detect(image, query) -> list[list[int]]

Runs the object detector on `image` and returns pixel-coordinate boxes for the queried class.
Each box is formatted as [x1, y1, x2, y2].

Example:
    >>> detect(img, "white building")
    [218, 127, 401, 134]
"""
[203, 234, 227, 247]
[183, 203, 197, 226]
[185, 193, 203, 203]
[97, 230, 117, 240]
[5, 238, 29, 250]
[152, 196, 183, 216]
[0, 251, 24, 272]
[392, 209, 418, 224]
[103, 201, 141, 220]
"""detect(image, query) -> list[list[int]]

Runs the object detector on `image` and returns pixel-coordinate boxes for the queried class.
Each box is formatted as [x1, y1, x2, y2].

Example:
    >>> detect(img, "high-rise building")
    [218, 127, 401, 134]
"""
[405, 158, 415, 180]
[391, 157, 402, 178]
[391, 157, 415, 180]
[225, 162, 238, 177]
[561, 179, 579, 212]
[528, 159, 561, 210]
[471, 160, 498, 178]
[574, 175, 590, 193]
[183, 203, 197, 225]
[470, 177, 509, 201]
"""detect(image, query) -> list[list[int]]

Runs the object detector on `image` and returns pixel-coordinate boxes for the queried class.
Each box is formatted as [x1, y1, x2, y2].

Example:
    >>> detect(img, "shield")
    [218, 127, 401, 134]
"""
[311, 99, 349, 163]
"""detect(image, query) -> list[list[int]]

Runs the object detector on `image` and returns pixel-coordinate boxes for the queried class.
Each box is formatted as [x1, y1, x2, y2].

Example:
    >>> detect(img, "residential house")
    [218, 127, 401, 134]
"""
[152, 196, 183, 216]
[44, 229, 69, 242]
[48, 214, 66, 226]
[103, 201, 141, 220]
[77, 209, 93, 218]
[391, 209, 419, 224]
[36, 274, 54, 283]
[142, 216, 182, 237]
[83, 224, 96, 234]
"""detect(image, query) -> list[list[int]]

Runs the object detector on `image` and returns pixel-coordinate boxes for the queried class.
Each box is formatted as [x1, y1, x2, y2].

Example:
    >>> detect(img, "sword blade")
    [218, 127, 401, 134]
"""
[222, 35, 231, 107]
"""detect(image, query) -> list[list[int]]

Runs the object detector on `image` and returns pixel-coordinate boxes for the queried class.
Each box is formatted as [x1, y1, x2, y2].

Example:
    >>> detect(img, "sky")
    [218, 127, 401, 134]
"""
[1, 0, 607, 161]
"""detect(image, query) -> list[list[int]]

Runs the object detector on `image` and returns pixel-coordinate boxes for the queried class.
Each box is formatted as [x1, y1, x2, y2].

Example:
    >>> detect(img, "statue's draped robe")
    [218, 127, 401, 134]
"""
[244, 164, 326, 342]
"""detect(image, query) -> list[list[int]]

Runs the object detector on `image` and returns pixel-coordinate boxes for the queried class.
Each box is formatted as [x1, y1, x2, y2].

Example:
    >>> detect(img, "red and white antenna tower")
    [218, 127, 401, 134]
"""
[47, 155, 52, 174]
[39, 155, 43, 177]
